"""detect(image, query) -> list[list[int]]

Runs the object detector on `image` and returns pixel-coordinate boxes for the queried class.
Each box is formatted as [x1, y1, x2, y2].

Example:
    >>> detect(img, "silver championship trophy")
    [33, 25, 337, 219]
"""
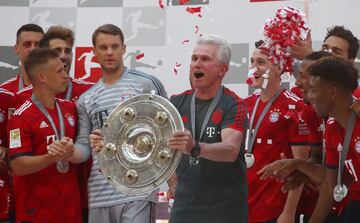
[99, 94, 184, 195]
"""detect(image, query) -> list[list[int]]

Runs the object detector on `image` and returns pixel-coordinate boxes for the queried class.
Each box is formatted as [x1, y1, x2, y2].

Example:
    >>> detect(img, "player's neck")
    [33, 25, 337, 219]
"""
[195, 83, 221, 100]
[260, 83, 281, 102]
[102, 65, 125, 86]
[20, 65, 31, 86]
[33, 88, 56, 109]
[332, 96, 355, 129]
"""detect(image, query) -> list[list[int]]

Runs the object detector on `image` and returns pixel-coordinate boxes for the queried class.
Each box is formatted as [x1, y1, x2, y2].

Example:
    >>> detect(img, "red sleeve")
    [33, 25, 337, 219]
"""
[12, 93, 25, 110]
[223, 89, 247, 133]
[0, 91, 13, 147]
[302, 105, 323, 146]
[8, 114, 33, 160]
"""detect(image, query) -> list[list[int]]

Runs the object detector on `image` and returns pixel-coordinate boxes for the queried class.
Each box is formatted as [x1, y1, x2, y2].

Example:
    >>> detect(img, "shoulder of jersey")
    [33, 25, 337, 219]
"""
[71, 78, 95, 86]
[0, 77, 17, 86]
[17, 85, 33, 94]
[0, 88, 14, 96]
[57, 98, 75, 105]
[170, 89, 193, 98]
[283, 90, 302, 102]
[13, 100, 33, 116]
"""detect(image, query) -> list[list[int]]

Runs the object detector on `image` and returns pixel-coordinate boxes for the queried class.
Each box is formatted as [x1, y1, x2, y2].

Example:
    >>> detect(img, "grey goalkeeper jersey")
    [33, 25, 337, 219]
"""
[75, 67, 167, 208]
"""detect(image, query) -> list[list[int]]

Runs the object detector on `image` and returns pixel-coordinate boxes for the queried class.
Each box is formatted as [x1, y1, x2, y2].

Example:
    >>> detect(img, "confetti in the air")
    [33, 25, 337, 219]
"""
[173, 62, 182, 75]
[186, 7, 202, 15]
[159, 0, 165, 9]
[136, 53, 145, 60]
[180, 0, 190, 5]
[182, 39, 190, 44]
[195, 25, 199, 34]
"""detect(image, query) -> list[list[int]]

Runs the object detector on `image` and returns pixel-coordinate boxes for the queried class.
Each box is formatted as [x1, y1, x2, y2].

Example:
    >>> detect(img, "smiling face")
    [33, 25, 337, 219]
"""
[249, 48, 281, 89]
[322, 36, 350, 61]
[295, 59, 315, 101]
[307, 75, 333, 117]
[189, 43, 228, 93]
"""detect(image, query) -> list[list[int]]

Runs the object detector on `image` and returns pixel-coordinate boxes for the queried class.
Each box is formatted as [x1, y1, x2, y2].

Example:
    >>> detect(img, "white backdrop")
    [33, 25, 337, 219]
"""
[0, 0, 359, 98]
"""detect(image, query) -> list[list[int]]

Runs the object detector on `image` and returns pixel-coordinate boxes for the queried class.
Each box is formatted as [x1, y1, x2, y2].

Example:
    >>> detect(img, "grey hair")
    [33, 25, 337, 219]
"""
[195, 34, 231, 65]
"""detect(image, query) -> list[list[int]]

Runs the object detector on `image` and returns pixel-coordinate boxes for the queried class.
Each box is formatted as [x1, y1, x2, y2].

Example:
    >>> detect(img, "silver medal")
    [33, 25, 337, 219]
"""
[245, 153, 255, 168]
[56, 161, 69, 173]
[333, 184, 348, 202]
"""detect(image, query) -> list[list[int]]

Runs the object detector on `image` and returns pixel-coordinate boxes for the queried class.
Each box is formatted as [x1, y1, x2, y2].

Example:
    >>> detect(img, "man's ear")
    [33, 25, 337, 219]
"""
[329, 85, 338, 100]
[218, 63, 229, 78]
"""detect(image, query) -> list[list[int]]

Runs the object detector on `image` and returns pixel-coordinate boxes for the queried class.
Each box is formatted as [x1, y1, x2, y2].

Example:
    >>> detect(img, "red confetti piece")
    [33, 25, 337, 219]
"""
[186, 7, 202, 14]
[173, 62, 182, 75]
[195, 25, 199, 34]
[136, 53, 144, 60]
[180, 0, 190, 5]
[182, 39, 190, 44]
[158, 0, 164, 9]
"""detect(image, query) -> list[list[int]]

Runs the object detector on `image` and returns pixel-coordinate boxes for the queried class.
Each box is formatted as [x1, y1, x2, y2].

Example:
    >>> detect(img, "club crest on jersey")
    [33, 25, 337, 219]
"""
[269, 109, 280, 123]
[66, 114, 75, 127]
[0, 111, 4, 123]
[355, 137, 360, 153]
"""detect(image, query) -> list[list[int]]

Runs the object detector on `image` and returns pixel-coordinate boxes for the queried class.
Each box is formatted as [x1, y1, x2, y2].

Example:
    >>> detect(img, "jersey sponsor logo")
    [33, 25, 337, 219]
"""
[298, 121, 310, 135]
[95, 110, 109, 128]
[355, 137, 360, 153]
[206, 127, 216, 138]
[9, 128, 21, 148]
[39, 121, 49, 128]
[0, 111, 4, 123]
[66, 114, 75, 127]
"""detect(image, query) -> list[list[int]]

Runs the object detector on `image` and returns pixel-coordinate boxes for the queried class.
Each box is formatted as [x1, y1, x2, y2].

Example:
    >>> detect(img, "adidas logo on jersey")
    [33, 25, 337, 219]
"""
[39, 121, 49, 128]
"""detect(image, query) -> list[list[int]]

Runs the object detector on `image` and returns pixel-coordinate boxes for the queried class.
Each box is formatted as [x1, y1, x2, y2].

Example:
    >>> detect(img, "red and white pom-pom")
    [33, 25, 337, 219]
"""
[246, 67, 257, 86]
[263, 6, 309, 73]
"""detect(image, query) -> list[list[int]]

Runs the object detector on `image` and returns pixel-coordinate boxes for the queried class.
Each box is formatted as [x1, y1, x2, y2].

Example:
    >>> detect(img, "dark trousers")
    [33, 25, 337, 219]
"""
[344, 199, 360, 223]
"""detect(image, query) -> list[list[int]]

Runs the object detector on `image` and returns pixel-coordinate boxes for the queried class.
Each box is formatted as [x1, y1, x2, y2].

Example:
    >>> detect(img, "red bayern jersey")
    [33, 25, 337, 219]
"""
[325, 117, 360, 202]
[0, 74, 30, 94]
[12, 78, 94, 109]
[56, 78, 94, 102]
[353, 87, 360, 98]
[290, 86, 322, 216]
[0, 88, 13, 222]
[245, 89, 309, 222]
[8, 98, 82, 223]
[301, 103, 323, 147]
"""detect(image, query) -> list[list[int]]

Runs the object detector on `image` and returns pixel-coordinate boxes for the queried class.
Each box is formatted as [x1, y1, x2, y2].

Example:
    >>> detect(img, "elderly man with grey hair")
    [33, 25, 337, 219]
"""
[167, 34, 248, 223]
